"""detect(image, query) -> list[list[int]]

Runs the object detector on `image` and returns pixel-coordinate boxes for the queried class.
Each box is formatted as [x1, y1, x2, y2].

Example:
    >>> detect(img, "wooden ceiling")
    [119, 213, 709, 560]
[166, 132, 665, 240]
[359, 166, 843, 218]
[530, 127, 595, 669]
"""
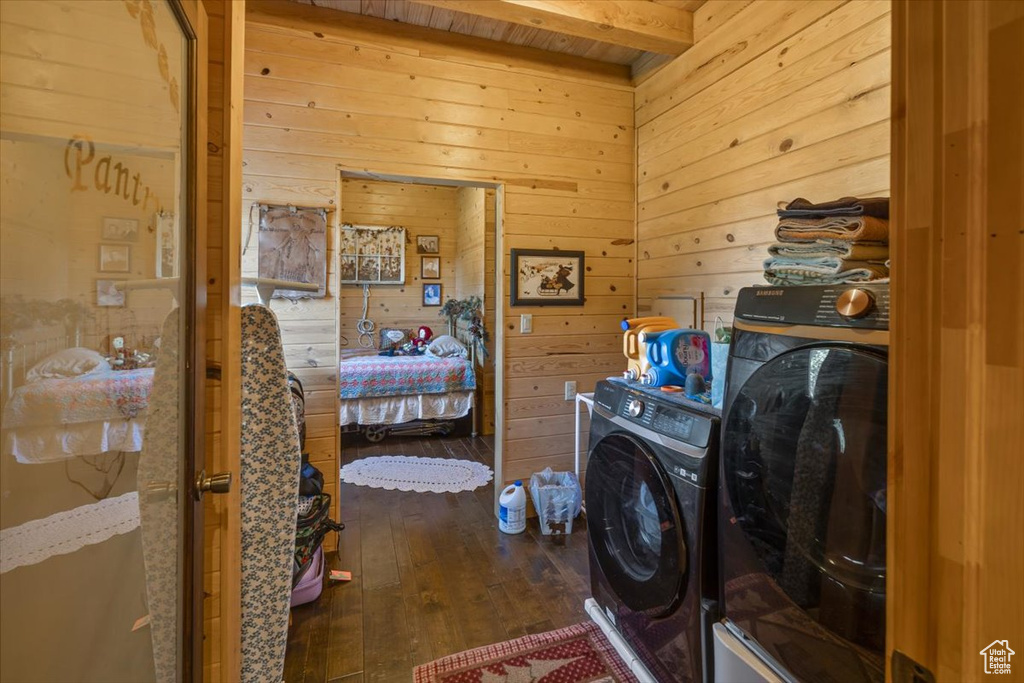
[290, 0, 706, 71]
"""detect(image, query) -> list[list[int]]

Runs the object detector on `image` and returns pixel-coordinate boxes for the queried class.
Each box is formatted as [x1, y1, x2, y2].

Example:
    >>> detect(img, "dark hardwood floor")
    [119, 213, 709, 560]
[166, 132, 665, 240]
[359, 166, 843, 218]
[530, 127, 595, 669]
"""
[284, 434, 591, 683]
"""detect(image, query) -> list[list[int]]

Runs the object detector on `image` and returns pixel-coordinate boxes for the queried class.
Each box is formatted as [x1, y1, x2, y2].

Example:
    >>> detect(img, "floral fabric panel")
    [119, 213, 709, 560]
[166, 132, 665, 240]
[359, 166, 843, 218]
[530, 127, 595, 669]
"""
[338, 355, 476, 400]
[240, 304, 302, 683]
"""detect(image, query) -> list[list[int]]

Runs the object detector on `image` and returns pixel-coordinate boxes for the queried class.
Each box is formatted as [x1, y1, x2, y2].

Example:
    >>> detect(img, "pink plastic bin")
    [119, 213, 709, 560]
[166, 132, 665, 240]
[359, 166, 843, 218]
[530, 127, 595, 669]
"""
[290, 547, 324, 607]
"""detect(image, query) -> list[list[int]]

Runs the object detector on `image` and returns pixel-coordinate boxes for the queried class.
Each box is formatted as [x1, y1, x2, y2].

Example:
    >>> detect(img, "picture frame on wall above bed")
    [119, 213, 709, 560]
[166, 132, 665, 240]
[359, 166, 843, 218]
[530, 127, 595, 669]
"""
[340, 223, 406, 285]
[510, 248, 585, 306]
[416, 235, 439, 254]
[423, 283, 442, 307]
[96, 279, 126, 307]
[98, 244, 131, 273]
[421, 256, 440, 280]
[101, 216, 138, 241]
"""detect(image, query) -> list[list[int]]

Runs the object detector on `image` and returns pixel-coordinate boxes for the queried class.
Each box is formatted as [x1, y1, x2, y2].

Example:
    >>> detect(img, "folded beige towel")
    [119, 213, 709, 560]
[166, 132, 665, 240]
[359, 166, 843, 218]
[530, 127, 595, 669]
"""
[776, 216, 890, 243]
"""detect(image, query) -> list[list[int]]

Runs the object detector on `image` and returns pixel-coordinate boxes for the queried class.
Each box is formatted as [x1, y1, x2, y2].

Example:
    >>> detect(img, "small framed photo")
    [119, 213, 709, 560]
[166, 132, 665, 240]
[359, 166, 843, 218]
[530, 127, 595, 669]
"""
[421, 256, 440, 280]
[96, 279, 126, 307]
[155, 213, 178, 278]
[423, 283, 442, 307]
[416, 235, 439, 254]
[99, 244, 131, 273]
[101, 217, 139, 241]
[510, 248, 585, 307]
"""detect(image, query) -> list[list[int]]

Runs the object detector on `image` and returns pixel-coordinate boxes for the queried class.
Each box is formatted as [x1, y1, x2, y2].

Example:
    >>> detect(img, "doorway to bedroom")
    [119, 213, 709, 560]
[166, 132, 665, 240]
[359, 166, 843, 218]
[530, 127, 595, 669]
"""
[335, 171, 504, 509]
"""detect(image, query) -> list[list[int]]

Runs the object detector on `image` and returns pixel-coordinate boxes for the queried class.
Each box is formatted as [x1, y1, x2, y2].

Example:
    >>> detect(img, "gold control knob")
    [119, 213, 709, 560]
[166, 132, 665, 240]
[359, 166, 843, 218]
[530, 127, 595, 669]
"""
[836, 288, 876, 319]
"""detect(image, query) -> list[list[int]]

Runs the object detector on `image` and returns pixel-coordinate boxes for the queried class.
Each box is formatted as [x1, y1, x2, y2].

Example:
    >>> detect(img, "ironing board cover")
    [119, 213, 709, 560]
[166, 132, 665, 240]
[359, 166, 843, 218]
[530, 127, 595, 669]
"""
[137, 310, 182, 683]
[241, 305, 302, 682]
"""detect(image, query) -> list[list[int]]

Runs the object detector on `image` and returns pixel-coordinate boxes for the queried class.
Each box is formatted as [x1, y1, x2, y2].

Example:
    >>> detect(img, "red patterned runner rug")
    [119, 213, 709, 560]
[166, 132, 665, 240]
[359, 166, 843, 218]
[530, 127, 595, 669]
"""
[413, 621, 639, 683]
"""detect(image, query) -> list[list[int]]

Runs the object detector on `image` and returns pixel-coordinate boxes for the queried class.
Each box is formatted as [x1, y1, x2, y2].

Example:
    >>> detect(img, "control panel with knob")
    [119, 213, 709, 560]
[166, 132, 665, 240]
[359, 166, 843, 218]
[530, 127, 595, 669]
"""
[627, 398, 645, 419]
[835, 287, 876, 319]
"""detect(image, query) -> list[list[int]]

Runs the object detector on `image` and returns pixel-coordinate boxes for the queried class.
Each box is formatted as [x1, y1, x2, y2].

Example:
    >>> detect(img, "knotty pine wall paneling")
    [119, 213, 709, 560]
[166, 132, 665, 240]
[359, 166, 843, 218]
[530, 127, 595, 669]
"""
[889, 1, 1024, 678]
[453, 186, 495, 436]
[634, 0, 892, 329]
[454, 187, 486, 302]
[339, 179, 459, 343]
[244, 0, 636, 492]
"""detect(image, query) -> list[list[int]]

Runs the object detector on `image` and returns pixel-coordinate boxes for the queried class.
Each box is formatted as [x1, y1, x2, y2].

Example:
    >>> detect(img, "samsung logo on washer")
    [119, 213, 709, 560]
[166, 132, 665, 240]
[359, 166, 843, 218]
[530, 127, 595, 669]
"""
[755, 289, 785, 296]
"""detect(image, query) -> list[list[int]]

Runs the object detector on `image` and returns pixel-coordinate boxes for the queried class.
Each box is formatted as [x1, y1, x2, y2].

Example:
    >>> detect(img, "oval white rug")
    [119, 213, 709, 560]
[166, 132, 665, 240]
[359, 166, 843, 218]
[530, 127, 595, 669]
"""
[340, 455, 493, 493]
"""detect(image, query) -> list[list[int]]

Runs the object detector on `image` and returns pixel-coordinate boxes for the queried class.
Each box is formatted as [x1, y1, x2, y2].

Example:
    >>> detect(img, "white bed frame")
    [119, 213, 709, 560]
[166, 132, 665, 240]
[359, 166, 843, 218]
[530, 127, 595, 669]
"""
[2, 326, 79, 403]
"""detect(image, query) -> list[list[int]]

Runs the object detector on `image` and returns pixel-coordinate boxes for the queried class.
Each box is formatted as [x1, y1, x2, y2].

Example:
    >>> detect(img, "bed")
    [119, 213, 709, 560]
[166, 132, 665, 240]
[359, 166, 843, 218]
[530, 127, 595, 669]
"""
[2, 367, 154, 464]
[1, 329, 156, 464]
[338, 332, 477, 441]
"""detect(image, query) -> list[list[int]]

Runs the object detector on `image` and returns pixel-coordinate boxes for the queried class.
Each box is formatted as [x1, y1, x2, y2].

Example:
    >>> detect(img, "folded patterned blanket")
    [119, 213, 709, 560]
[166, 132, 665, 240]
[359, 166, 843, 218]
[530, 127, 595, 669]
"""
[767, 240, 889, 261]
[777, 196, 889, 219]
[764, 258, 889, 286]
[775, 215, 890, 243]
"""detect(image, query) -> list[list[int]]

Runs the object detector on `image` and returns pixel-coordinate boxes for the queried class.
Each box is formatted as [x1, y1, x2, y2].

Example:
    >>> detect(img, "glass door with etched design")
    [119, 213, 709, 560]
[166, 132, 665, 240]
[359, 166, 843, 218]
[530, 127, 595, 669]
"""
[0, 1, 203, 680]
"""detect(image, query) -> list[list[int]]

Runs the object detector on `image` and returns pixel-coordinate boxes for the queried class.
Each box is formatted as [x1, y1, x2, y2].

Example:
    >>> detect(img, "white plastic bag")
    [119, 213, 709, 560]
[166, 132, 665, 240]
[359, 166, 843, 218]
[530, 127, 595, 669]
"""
[529, 467, 582, 535]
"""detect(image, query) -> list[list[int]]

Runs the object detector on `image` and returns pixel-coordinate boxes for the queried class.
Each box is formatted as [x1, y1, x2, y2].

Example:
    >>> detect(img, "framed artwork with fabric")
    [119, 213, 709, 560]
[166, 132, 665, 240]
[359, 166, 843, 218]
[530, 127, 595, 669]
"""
[257, 203, 329, 298]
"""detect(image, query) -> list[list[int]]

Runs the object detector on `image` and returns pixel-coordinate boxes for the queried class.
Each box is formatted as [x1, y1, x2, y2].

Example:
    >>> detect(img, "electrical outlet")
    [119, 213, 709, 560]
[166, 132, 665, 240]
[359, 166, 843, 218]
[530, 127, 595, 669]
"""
[520, 314, 532, 334]
[565, 380, 577, 401]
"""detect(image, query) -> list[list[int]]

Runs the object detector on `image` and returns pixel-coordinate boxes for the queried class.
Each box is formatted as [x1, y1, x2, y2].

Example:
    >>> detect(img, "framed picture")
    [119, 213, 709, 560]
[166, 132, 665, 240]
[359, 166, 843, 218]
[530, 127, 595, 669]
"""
[98, 244, 131, 273]
[421, 256, 440, 280]
[510, 248, 585, 307]
[101, 217, 139, 241]
[340, 224, 406, 285]
[259, 204, 330, 297]
[423, 283, 442, 307]
[96, 279, 126, 307]
[416, 235, 439, 254]
[155, 212, 178, 278]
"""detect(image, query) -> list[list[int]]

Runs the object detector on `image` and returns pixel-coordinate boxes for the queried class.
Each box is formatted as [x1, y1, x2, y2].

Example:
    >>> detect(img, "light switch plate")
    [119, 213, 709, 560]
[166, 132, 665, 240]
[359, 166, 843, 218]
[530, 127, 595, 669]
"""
[565, 380, 577, 401]
[520, 314, 532, 334]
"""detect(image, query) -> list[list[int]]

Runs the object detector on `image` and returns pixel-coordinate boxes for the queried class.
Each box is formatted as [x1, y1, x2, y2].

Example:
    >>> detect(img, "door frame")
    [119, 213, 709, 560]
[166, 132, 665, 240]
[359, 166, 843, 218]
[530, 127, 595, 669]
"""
[335, 168, 506, 512]
[169, 1, 208, 680]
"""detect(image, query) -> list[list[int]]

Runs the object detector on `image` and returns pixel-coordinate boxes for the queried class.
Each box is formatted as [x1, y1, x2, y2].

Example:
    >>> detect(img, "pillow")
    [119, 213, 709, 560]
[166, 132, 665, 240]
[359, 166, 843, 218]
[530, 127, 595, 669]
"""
[426, 335, 468, 359]
[378, 327, 410, 351]
[26, 348, 111, 383]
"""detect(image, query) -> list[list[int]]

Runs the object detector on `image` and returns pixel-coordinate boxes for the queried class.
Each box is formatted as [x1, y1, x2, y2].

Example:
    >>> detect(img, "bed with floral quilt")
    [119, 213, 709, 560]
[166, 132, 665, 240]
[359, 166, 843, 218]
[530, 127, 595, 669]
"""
[337, 350, 476, 441]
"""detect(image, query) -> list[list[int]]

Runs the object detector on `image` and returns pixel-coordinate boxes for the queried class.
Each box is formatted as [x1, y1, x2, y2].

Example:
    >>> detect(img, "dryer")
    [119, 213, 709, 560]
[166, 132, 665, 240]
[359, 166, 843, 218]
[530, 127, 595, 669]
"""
[715, 284, 890, 683]
[586, 378, 720, 683]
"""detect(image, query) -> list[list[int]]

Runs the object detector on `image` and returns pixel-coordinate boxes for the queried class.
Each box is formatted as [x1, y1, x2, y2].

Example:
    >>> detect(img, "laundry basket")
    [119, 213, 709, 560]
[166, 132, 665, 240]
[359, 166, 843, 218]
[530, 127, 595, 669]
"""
[529, 468, 582, 535]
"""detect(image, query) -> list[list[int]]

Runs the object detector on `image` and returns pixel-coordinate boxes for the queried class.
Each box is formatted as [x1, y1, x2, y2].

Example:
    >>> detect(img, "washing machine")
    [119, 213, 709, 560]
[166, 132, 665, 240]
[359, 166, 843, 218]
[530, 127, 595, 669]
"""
[715, 284, 889, 683]
[586, 378, 720, 683]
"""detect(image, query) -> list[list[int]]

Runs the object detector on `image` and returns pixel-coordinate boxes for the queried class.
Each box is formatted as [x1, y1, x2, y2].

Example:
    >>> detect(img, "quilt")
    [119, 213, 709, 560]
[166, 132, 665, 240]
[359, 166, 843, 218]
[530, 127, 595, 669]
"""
[338, 355, 475, 400]
[2, 368, 154, 428]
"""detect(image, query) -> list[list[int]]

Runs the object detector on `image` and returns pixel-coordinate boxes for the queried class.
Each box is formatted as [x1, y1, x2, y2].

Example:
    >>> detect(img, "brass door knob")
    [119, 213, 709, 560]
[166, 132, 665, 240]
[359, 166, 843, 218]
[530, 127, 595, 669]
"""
[194, 470, 233, 500]
[836, 288, 876, 319]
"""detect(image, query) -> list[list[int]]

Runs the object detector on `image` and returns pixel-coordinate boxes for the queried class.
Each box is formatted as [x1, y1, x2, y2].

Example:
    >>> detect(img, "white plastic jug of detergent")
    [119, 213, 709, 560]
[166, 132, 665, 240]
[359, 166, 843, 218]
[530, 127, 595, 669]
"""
[499, 481, 527, 534]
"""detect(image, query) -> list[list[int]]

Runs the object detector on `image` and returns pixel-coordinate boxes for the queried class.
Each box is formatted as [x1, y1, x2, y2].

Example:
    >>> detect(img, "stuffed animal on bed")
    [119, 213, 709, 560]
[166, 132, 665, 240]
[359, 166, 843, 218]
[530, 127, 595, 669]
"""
[412, 326, 433, 351]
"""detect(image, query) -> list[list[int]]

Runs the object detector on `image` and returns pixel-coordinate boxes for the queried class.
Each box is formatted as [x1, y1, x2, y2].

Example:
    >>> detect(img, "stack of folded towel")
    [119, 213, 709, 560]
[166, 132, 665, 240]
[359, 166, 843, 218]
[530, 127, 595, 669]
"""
[763, 196, 890, 286]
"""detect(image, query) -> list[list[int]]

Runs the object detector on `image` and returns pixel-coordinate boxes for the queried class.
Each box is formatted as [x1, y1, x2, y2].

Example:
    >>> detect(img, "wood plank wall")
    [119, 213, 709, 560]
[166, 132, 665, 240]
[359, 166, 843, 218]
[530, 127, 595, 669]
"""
[243, 0, 636, 488]
[339, 179, 459, 344]
[889, 1, 1024, 679]
[202, 1, 243, 681]
[453, 186, 497, 435]
[454, 187, 486, 302]
[634, 0, 892, 329]
[482, 190, 497, 436]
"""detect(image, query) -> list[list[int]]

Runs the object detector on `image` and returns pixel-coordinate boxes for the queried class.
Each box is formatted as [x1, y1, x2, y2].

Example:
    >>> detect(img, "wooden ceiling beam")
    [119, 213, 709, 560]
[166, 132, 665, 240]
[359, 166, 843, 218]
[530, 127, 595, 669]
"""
[408, 0, 695, 55]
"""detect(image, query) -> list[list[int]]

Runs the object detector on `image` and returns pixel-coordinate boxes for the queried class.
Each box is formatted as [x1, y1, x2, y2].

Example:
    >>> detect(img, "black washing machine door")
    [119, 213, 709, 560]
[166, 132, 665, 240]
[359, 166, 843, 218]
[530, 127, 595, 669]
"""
[721, 344, 887, 682]
[586, 432, 686, 617]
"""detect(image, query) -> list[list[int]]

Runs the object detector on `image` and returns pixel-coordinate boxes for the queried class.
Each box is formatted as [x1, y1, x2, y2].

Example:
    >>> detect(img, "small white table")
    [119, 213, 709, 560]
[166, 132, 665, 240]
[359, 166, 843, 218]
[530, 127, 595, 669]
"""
[574, 391, 595, 482]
